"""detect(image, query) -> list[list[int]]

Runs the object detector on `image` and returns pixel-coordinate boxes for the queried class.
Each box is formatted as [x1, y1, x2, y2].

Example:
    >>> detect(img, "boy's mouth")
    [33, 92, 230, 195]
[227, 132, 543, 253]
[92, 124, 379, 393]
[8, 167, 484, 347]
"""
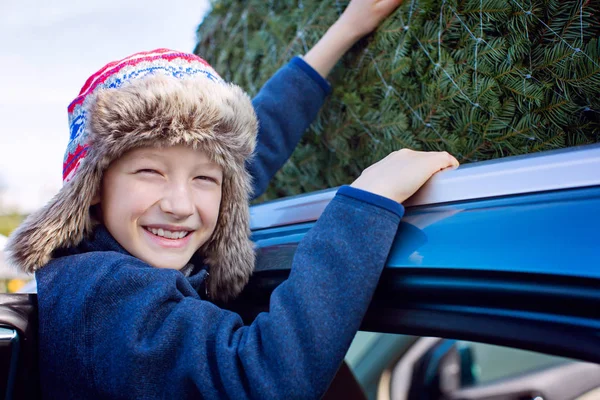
[143, 227, 192, 240]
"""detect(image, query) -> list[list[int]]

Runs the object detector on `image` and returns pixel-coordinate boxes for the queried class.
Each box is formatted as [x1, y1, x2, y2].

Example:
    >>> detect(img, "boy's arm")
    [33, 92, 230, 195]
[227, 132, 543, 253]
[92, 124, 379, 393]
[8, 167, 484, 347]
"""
[248, 0, 404, 199]
[248, 57, 331, 199]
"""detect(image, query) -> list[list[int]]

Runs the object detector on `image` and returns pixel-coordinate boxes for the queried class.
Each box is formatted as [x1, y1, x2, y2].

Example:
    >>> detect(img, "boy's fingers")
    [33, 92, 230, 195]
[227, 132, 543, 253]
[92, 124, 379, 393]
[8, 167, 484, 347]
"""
[385, 0, 404, 12]
[442, 152, 459, 166]
[430, 151, 459, 171]
[438, 151, 458, 162]
[375, 0, 404, 16]
[378, 0, 404, 5]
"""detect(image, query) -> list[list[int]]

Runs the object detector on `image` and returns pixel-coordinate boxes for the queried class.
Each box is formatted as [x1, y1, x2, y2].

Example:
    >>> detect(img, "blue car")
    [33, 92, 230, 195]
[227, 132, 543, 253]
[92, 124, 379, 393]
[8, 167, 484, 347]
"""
[238, 142, 600, 399]
[1, 143, 599, 399]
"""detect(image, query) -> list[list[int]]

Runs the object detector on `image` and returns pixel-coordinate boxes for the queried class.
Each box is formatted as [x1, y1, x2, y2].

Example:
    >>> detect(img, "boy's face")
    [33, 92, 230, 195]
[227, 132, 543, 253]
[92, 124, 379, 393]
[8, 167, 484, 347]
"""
[97, 145, 223, 270]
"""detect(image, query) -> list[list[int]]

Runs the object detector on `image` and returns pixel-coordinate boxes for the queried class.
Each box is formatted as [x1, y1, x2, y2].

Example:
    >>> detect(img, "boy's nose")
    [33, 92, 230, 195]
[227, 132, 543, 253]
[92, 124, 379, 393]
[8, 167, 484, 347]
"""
[159, 183, 195, 219]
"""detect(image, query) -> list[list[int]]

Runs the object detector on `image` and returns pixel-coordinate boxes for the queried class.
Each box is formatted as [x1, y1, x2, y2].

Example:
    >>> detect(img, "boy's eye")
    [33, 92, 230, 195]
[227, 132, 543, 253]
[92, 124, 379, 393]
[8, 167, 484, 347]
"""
[195, 176, 218, 184]
[136, 169, 161, 175]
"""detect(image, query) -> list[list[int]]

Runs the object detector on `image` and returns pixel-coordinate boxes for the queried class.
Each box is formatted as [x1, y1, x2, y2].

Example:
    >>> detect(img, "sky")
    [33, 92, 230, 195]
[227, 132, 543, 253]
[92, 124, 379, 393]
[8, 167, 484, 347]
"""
[0, 0, 211, 213]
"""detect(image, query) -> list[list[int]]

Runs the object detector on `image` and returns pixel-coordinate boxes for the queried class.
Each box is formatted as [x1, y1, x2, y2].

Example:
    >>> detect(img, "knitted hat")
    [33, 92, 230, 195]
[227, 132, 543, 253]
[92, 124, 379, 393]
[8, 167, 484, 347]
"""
[6, 49, 258, 302]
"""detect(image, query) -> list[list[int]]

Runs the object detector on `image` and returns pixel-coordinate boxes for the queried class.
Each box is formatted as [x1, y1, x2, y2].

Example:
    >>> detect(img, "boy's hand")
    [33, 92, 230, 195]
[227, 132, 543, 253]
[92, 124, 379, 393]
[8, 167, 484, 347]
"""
[337, 0, 404, 38]
[303, 0, 403, 78]
[351, 149, 459, 204]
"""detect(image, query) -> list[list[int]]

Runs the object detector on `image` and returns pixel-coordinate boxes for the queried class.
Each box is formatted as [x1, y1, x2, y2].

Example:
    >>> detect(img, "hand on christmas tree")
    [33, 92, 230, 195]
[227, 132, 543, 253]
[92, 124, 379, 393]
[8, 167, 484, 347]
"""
[303, 0, 403, 79]
[351, 149, 459, 204]
[338, 0, 404, 38]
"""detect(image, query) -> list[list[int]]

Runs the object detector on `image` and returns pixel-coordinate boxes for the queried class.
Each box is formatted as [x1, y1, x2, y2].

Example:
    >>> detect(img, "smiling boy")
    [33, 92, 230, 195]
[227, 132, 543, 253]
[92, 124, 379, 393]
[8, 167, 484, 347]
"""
[96, 145, 224, 272]
[6, 1, 459, 398]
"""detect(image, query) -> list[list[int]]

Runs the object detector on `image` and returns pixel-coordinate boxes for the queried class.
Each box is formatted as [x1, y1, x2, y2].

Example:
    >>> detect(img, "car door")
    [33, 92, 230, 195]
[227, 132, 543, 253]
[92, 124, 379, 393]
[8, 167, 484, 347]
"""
[230, 143, 600, 399]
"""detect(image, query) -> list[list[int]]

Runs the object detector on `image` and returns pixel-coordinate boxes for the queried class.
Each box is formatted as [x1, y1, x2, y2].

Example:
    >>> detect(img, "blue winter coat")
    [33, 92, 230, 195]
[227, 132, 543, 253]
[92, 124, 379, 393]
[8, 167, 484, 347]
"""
[36, 57, 405, 399]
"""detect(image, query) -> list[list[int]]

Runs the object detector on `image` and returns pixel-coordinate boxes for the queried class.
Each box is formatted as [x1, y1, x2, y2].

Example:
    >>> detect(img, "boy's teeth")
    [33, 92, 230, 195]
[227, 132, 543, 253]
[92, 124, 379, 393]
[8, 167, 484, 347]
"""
[147, 228, 189, 239]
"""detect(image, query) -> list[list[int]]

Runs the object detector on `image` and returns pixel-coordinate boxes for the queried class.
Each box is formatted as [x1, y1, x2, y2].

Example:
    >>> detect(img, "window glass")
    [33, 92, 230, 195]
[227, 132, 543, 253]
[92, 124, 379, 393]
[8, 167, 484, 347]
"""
[344, 333, 598, 400]
[344, 331, 415, 400]
[461, 340, 571, 384]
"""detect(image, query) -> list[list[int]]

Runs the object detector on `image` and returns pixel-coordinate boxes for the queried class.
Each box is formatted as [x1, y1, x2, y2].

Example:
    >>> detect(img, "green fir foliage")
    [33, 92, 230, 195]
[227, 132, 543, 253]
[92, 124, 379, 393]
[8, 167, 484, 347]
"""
[195, 0, 600, 201]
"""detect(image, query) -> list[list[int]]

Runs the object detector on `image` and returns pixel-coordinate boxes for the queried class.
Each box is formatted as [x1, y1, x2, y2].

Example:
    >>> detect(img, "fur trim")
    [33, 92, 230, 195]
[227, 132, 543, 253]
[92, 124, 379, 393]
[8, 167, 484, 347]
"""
[6, 75, 257, 302]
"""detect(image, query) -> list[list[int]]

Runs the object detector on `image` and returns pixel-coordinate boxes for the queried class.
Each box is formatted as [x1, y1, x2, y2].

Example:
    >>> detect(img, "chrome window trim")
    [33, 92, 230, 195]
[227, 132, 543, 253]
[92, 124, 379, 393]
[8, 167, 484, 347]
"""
[250, 144, 600, 230]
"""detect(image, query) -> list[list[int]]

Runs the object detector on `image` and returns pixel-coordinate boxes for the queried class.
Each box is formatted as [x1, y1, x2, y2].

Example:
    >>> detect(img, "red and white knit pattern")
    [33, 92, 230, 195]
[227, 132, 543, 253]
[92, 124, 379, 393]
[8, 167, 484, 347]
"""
[63, 49, 223, 183]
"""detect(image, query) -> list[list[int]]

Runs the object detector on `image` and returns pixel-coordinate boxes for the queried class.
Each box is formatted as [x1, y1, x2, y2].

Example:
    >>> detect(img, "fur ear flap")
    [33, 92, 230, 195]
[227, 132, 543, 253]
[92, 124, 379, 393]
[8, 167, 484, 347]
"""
[201, 163, 255, 302]
[5, 161, 102, 273]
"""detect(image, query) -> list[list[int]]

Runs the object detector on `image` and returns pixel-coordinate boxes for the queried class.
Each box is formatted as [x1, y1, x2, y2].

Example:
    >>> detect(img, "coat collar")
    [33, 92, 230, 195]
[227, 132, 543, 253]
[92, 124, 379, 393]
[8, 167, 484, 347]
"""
[55, 224, 210, 295]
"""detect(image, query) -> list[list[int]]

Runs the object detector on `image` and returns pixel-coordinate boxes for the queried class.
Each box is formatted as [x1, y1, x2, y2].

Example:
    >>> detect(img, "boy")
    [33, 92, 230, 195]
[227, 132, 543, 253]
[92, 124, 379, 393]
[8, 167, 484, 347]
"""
[7, 0, 459, 398]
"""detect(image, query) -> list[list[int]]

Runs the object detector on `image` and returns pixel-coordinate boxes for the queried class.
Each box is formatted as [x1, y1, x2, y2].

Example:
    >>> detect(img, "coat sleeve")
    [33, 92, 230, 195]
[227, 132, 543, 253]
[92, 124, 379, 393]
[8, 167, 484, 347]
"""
[86, 189, 403, 400]
[247, 56, 332, 200]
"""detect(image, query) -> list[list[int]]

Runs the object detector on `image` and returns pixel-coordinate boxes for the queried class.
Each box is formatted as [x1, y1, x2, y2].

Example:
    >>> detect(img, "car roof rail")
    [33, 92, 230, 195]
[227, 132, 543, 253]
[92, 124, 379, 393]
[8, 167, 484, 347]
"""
[251, 143, 600, 230]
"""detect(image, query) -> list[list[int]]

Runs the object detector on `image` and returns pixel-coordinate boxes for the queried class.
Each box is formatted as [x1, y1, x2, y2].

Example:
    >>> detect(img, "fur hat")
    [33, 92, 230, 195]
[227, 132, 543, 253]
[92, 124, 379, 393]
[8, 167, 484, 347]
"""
[6, 49, 258, 302]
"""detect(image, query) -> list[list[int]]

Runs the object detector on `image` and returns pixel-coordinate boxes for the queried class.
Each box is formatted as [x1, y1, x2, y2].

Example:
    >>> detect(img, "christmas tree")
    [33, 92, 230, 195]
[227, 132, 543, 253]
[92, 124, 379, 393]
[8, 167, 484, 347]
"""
[195, 0, 600, 201]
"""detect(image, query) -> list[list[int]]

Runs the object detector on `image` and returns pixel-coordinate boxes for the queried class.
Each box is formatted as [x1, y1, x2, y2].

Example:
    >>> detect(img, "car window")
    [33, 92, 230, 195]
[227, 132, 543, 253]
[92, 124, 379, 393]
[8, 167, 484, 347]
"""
[345, 331, 416, 400]
[461, 340, 571, 384]
[344, 332, 599, 400]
